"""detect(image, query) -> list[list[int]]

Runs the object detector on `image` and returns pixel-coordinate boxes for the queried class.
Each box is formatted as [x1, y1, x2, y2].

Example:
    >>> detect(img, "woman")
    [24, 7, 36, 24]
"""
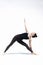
[4, 19, 37, 55]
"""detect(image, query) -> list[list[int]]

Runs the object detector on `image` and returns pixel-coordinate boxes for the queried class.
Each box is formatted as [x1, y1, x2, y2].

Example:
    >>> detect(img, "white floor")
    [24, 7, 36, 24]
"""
[0, 53, 43, 65]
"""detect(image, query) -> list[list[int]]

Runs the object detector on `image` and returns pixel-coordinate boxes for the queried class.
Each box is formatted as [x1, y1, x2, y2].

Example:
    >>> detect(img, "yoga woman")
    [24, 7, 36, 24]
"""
[4, 19, 37, 55]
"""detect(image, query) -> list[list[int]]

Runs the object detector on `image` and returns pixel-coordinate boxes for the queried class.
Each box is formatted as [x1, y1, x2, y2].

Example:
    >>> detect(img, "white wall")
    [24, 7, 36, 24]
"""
[0, 0, 43, 65]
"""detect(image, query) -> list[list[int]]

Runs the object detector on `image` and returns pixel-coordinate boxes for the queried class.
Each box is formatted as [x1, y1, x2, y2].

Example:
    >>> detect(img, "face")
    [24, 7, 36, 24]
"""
[31, 32, 37, 38]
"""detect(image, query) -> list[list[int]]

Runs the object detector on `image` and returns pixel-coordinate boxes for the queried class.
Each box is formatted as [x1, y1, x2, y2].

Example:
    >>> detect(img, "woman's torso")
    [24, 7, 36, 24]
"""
[16, 33, 29, 40]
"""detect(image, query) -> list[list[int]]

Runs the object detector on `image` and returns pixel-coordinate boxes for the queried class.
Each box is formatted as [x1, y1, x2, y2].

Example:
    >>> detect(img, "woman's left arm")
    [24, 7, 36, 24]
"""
[29, 35, 32, 49]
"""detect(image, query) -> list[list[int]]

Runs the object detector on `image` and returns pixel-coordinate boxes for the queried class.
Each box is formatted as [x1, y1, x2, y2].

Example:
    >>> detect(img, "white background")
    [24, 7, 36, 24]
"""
[0, 0, 43, 65]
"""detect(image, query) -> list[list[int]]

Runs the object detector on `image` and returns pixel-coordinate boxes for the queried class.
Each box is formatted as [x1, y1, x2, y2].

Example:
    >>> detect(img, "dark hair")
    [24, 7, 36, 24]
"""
[32, 33, 37, 38]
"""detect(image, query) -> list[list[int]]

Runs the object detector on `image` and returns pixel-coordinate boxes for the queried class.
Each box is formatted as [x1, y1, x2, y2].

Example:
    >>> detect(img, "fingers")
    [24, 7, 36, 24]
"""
[24, 18, 25, 21]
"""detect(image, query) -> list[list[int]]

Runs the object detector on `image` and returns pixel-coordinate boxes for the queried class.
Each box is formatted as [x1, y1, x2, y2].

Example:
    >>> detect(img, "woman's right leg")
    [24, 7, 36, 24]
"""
[4, 36, 17, 53]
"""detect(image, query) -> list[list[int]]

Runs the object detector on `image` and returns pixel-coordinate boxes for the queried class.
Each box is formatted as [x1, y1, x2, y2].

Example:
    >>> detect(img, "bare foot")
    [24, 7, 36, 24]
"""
[32, 52, 37, 55]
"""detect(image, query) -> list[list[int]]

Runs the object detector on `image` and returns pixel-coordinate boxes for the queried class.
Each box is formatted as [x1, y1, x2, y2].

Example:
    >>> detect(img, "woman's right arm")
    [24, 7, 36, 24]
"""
[24, 19, 29, 33]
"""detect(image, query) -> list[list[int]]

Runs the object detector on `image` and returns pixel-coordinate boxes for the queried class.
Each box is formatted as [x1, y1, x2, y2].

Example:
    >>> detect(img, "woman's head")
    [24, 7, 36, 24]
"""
[31, 32, 37, 38]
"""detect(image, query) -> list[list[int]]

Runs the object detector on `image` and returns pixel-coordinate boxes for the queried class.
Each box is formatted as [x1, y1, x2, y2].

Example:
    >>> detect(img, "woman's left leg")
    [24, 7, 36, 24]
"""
[17, 39, 33, 53]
